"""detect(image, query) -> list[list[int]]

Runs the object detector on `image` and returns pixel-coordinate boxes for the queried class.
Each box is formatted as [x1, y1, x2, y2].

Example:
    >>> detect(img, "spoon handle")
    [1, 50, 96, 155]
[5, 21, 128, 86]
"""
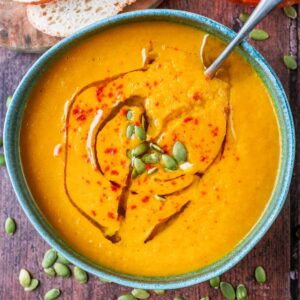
[204, 0, 283, 78]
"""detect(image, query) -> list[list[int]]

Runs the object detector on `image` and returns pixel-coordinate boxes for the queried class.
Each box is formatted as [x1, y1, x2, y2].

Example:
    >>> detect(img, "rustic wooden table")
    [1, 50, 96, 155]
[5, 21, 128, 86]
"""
[0, 1, 299, 299]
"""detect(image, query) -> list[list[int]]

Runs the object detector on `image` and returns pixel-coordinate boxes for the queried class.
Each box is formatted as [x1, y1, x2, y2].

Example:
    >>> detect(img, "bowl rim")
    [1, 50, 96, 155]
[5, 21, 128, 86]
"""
[3, 9, 295, 289]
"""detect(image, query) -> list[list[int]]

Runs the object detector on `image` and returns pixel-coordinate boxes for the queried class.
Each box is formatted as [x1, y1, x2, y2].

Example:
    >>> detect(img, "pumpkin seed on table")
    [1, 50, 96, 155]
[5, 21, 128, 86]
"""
[283, 6, 297, 19]
[255, 266, 266, 284]
[134, 158, 146, 174]
[220, 282, 236, 300]
[0, 154, 5, 166]
[239, 12, 250, 23]
[131, 288, 150, 299]
[135, 126, 146, 141]
[44, 288, 61, 300]
[74, 266, 88, 283]
[283, 55, 298, 70]
[57, 253, 70, 265]
[5, 216, 16, 235]
[118, 295, 137, 300]
[53, 262, 71, 277]
[147, 167, 159, 175]
[126, 124, 135, 138]
[236, 284, 248, 300]
[153, 289, 165, 295]
[24, 278, 39, 292]
[249, 29, 269, 41]
[209, 276, 220, 289]
[132, 143, 149, 157]
[42, 249, 57, 268]
[44, 267, 56, 277]
[200, 297, 210, 300]
[127, 110, 133, 120]
[6, 96, 12, 108]
[150, 142, 164, 153]
[161, 154, 178, 171]
[174, 297, 184, 300]
[142, 152, 160, 164]
[172, 141, 187, 163]
[19, 269, 31, 288]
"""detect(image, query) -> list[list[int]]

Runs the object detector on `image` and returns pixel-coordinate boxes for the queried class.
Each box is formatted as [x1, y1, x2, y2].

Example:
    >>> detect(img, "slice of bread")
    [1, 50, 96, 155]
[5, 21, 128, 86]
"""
[27, 0, 137, 37]
[14, 0, 53, 4]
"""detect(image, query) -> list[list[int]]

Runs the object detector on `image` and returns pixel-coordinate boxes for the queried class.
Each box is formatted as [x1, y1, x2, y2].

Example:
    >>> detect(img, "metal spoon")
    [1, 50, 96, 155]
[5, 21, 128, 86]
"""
[204, 0, 283, 78]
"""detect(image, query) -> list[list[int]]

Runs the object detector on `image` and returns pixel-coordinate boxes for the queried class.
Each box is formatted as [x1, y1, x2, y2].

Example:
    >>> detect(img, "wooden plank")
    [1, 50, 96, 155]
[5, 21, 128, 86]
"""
[0, 1, 298, 299]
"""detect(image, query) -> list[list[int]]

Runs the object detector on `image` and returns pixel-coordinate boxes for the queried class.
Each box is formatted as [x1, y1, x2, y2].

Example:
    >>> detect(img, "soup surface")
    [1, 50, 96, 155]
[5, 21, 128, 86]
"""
[21, 22, 280, 276]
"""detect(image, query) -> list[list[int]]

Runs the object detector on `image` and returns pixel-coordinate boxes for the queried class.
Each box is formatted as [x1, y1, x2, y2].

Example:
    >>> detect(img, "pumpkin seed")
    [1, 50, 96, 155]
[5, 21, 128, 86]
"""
[132, 143, 149, 157]
[53, 262, 71, 277]
[249, 29, 269, 41]
[133, 158, 146, 174]
[131, 289, 150, 299]
[126, 149, 132, 159]
[131, 168, 139, 179]
[24, 278, 39, 292]
[220, 282, 236, 300]
[147, 167, 159, 175]
[161, 154, 178, 171]
[172, 141, 187, 162]
[44, 288, 61, 300]
[127, 110, 133, 120]
[0, 154, 5, 166]
[236, 284, 248, 300]
[142, 153, 161, 164]
[19, 269, 31, 288]
[57, 253, 70, 265]
[209, 276, 220, 289]
[154, 290, 165, 295]
[126, 124, 135, 138]
[150, 143, 164, 153]
[135, 126, 146, 141]
[5, 217, 16, 235]
[44, 267, 56, 277]
[283, 55, 297, 70]
[6, 96, 12, 109]
[200, 297, 210, 300]
[118, 295, 137, 300]
[174, 297, 184, 300]
[255, 266, 266, 284]
[284, 6, 297, 19]
[42, 249, 57, 268]
[239, 12, 250, 22]
[74, 266, 88, 283]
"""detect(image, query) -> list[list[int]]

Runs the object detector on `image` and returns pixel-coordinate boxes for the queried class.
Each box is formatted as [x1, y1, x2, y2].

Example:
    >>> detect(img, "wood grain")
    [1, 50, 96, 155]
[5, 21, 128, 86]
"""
[0, 1, 299, 299]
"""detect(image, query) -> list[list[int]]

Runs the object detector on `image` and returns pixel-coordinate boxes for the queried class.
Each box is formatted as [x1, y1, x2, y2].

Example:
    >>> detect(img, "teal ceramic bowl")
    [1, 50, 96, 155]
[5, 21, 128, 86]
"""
[4, 9, 295, 289]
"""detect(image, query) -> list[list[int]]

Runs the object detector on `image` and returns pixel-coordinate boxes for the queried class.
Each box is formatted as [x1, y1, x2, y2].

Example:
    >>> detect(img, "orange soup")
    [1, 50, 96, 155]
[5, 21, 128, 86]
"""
[20, 22, 280, 276]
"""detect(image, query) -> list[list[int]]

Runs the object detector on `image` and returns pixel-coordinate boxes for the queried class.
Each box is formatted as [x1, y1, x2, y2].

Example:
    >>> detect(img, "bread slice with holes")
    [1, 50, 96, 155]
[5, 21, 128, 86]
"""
[27, 0, 137, 37]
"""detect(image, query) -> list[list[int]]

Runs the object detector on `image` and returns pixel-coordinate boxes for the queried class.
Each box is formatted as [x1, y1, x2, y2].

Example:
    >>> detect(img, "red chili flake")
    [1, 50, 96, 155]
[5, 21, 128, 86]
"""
[130, 205, 137, 209]
[121, 160, 127, 167]
[193, 91, 201, 100]
[171, 181, 177, 185]
[91, 210, 96, 217]
[208, 123, 213, 127]
[117, 84, 123, 89]
[104, 148, 118, 154]
[236, 156, 240, 161]
[194, 118, 199, 125]
[201, 191, 207, 196]
[135, 121, 141, 126]
[172, 133, 178, 142]
[96, 85, 105, 101]
[121, 108, 127, 116]
[142, 196, 150, 203]
[108, 212, 115, 219]
[104, 166, 110, 172]
[153, 80, 158, 86]
[162, 145, 169, 153]
[111, 185, 118, 192]
[145, 82, 150, 87]
[96, 181, 101, 185]
[184, 116, 193, 123]
[111, 170, 119, 175]
[114, 128, 119, 133]
[145, 164, 153, 170]
[86, 180, 90, 184]
[108, 92, 113, 98]
[76, 114, 87, 121]
[155, 101, 159, 107]
[211, 127, 219, 137]
[72, 108, 79, 115]
[200, 155, 208, 162]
